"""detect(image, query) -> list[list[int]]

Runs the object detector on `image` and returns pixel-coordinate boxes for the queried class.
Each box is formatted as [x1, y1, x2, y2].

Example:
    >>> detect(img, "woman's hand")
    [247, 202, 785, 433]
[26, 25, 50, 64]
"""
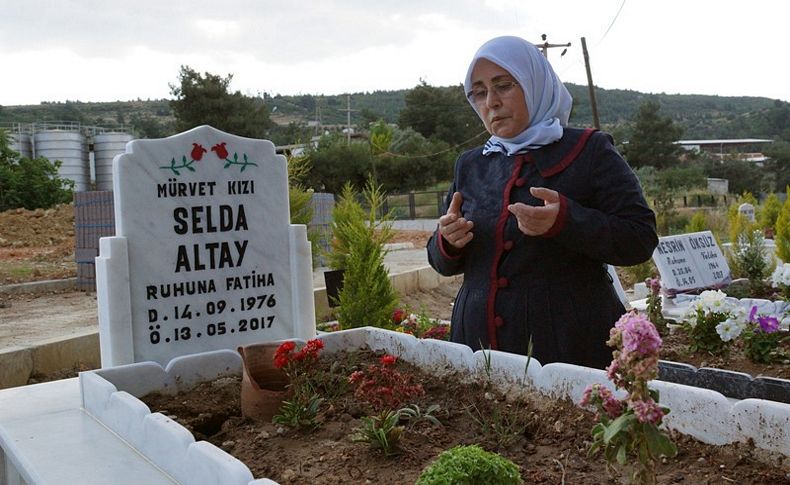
[508, 187, 560, 236]
[439, 192, 474, 249]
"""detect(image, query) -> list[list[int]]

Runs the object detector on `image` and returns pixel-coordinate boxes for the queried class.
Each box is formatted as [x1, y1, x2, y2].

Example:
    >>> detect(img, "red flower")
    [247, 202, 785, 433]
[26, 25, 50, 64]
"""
[190, 143, 207, 161]
[277, 341, 296, 353]
[380, 354, 397, 366]
[392, 308, 406, 324]
[211, 142, 229, 159]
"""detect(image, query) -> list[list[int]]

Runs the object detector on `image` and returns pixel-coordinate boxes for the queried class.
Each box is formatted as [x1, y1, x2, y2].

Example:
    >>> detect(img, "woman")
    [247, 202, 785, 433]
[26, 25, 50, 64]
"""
[427, 36, 657, 369]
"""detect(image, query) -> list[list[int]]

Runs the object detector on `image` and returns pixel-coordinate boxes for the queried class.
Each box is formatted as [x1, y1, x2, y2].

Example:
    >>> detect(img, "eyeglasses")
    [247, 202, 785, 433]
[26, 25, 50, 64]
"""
[467, 80, 520, 105]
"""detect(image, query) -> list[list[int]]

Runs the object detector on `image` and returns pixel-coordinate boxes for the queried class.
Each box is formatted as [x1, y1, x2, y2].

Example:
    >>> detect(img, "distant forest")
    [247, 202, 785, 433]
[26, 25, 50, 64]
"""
[1, 83, 788, 142]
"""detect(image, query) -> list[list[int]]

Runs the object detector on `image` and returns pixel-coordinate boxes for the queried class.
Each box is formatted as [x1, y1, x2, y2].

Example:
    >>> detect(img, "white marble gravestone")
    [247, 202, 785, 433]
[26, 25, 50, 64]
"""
[652, 230, 731, 294]
[96, 125, 315, 367]
[738, 203, 756, 223]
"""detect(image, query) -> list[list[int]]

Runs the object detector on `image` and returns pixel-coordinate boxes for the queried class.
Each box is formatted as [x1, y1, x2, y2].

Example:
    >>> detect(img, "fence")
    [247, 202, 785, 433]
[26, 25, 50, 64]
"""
[655, 194, 730, 208]
[382, 191, 445, 220]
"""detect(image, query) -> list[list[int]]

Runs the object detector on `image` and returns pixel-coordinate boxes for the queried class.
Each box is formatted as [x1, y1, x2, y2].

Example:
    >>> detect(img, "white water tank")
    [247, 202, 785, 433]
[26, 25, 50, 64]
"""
[94, 132, 133, 191]
[9, 132, 32, 159]
[34, 130, 90, 191]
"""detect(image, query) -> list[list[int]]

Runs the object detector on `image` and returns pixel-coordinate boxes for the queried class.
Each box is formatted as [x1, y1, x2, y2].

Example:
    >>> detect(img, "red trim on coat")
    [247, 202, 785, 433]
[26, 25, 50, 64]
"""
[538, 128, 596, 178]
[542, 193, 568, 238]
[486, 154, 527, 349]
[437, 231, 463, 260]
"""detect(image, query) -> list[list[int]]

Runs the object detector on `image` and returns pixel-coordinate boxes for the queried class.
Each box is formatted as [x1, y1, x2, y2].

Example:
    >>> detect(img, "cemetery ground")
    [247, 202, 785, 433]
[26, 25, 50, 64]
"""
[141, 349, 789, 484]
[0, 203, 787, 382]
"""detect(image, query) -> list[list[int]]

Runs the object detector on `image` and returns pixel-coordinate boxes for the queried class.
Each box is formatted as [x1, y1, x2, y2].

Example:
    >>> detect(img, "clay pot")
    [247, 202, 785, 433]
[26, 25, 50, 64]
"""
[238, 343, 291, 421]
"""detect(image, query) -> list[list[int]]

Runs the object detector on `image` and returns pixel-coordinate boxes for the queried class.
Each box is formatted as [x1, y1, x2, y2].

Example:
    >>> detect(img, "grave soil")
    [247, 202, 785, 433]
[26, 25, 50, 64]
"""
[141, 350, 790, 485]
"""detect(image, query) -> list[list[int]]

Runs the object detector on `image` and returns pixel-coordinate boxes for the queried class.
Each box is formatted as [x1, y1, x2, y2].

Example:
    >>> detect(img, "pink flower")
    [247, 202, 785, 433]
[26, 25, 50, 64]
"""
[580, 384, 624, 419]
[646, 277, 661, 295]
[631, 399, 665, 425]
[618, 313, 662, 357]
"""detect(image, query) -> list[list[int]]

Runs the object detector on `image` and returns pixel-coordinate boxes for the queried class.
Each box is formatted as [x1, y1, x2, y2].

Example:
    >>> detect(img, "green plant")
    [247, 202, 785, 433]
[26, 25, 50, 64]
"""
[741, 307, 788, 364]
[644, 278, 668, 335]
[416, 444, 522, 485]
[397, 403, 442, 427]
[759, 192, 782, 232]
[465, 402, 528, 448]
[743, 327, 787, 364]
[775, 186, 790, 263]
[350, 410, 404, 456]
[685, 211, 707, 233]
[272, 393, 323, 429]
[583, 312, 676, 485]
[334, 178, 398, 329]
[326, 182, 366, 270]
[733, 230, 770, 292]
[348, 354, 424, 411]
[0, 130, 74, 211]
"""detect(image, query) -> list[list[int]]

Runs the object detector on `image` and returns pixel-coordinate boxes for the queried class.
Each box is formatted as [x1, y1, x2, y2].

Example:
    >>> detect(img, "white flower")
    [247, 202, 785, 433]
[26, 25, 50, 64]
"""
[771, 263, 790, 288]
[715, 318, 745, 342]
[781, 316, 790, 331]
[698, 290, 728, 313]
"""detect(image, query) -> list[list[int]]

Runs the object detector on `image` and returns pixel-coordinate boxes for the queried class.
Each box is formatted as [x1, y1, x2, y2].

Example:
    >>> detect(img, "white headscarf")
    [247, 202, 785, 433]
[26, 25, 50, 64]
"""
[464, 36, 573, 156]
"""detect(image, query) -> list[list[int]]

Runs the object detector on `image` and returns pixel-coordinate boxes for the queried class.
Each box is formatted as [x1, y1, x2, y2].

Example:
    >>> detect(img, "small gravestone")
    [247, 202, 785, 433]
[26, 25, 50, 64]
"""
[738, 203, 756, 222]
[96, 125, 315, 367]
[652, 230, 731, 294]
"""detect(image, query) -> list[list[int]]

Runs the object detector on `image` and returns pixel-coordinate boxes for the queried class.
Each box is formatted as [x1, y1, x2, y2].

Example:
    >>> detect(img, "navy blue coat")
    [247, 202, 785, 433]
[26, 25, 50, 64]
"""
[427, 128, 657, 369]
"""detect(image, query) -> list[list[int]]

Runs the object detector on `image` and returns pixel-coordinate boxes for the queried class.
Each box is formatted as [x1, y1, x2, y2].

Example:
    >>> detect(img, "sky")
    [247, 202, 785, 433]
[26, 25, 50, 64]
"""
[1, 0, 789, 106]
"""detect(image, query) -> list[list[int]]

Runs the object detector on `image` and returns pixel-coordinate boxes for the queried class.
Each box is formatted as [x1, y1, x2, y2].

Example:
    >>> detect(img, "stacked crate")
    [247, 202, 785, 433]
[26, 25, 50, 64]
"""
[74, 191, 115, 291]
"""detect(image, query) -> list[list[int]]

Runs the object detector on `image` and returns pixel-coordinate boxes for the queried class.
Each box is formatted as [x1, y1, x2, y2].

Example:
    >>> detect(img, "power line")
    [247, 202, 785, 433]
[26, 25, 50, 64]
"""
[598, 0, 627, 44]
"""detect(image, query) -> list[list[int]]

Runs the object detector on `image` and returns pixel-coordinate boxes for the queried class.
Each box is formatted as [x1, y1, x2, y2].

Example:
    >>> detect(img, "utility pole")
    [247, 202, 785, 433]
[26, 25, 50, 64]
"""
[340, 95, 357, 145]
[535, 33, 571, 59]
[581, 37, 601, 130]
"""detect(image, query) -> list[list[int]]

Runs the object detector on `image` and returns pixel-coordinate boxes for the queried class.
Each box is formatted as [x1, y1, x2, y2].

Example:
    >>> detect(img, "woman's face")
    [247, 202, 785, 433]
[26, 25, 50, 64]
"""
[469, 58, 530, 138]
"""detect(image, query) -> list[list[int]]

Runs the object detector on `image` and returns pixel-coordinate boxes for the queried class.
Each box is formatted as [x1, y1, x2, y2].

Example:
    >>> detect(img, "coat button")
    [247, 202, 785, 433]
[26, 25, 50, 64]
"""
[503, 240, 514, 251]
[494, 316, 504, 327]
[497, 277, 508, 288]
[515, 178, 526, 187]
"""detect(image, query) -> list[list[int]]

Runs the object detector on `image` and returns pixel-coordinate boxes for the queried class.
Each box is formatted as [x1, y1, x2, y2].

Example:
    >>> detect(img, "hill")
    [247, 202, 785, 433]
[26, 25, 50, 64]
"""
[1, 85, 786, 141]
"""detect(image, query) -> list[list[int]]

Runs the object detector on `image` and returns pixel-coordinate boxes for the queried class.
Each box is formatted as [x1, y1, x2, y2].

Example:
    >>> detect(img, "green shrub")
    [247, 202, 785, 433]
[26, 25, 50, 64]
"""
[333, 178, 398, 329]
[759, 192, 782, 232]
[416, 445, 522, 485]
[0, 130, 74, 211]
[685, 211, 707, 233]
[775, 187, 790, 263]
[326, 183, 367, 270]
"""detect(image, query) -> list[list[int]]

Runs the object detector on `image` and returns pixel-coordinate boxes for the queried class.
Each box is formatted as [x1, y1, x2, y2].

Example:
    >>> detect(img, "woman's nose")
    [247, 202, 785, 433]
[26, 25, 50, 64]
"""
[485, 90, 503, 108]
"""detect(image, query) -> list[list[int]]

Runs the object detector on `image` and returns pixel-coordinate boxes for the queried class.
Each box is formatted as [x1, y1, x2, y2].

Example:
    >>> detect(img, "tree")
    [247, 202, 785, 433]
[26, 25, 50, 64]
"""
[169, 66, 274, 137]
[398, 81, 483, 148]
[0, 130, 73, 211]
[775, 187, 790, 263]
[623, 101, 683, 169]
[703, 157, 763, 196]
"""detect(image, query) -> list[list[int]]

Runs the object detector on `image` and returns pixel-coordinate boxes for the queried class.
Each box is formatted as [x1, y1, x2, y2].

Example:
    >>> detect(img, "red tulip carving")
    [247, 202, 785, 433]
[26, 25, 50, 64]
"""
[211, 142, 229, 159]
[190, 143, 207, 161]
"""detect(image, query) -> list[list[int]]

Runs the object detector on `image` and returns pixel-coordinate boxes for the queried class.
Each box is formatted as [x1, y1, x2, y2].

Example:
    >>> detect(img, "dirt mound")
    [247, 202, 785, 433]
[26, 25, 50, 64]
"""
[0, 203, 76, 284]
[0, 203, 74, 250]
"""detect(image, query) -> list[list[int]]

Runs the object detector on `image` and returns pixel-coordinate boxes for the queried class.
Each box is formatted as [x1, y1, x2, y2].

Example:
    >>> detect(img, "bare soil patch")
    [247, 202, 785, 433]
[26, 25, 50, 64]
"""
[0, 203, 76, 284]
[142, 350, 790, 484]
